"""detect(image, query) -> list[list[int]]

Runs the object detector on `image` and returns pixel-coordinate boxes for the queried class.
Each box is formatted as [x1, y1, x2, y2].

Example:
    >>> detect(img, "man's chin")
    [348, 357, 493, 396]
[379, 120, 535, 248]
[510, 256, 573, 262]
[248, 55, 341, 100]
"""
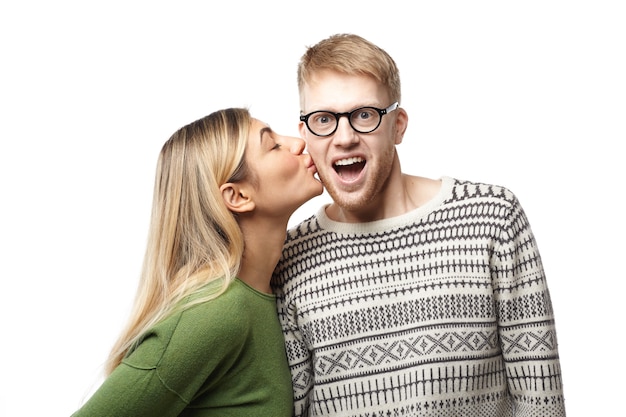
[325, 188, 365, 212]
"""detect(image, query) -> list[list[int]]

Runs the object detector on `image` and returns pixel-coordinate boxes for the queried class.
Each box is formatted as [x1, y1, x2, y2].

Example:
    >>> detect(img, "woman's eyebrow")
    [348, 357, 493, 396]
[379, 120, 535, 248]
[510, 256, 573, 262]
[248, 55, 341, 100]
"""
[259, 126, 273, 145]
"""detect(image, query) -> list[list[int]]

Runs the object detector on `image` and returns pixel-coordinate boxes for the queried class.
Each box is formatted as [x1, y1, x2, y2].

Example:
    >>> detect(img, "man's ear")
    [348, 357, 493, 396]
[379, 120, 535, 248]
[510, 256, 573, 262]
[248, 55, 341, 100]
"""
[220, 183, 255, 213]
[298, 121, 308, 140]
[394, 108, 409, 145]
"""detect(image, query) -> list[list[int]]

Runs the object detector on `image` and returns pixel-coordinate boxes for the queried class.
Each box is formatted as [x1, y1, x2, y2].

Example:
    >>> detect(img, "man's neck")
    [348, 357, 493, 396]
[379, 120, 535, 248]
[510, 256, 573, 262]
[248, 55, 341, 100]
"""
[327, 175, 441, 223]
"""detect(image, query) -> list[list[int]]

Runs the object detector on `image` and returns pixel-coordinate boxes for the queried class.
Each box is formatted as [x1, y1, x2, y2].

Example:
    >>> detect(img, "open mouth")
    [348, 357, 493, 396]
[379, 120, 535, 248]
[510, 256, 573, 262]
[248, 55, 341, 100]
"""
[333, 156, 365, 181]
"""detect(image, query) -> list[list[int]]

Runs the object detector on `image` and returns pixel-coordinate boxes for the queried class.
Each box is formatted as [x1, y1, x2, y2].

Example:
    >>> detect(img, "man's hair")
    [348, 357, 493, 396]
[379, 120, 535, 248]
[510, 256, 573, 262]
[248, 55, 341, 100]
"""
[297, 33, 401, 108]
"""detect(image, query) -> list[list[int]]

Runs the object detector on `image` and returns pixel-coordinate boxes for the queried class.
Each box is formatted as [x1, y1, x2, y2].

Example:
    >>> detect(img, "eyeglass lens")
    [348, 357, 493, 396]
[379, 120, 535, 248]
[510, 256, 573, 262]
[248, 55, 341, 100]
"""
[308, 107, 381, 136]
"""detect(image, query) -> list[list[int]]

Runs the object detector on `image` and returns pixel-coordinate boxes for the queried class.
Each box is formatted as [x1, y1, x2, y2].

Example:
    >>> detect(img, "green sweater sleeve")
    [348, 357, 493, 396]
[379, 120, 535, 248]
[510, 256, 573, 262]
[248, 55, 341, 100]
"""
[70, 362, 188, 417]
[71, 280, 293, 417]
[71, 287, 247, 417]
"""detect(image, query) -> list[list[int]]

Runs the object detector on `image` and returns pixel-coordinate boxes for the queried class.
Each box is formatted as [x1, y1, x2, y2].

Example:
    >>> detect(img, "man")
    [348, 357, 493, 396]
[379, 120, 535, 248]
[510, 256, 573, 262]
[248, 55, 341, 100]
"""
[273, 33, 566, 416]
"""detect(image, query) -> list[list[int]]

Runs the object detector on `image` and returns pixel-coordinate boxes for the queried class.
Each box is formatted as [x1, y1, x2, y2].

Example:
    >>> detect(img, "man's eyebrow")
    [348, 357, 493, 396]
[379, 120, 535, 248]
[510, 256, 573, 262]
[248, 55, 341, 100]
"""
[259, 126, 272, 145]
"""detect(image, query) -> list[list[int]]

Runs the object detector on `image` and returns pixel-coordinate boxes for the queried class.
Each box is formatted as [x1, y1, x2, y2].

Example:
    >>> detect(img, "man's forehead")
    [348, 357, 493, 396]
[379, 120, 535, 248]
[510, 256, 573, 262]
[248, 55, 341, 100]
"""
[301, 71, 388, 112]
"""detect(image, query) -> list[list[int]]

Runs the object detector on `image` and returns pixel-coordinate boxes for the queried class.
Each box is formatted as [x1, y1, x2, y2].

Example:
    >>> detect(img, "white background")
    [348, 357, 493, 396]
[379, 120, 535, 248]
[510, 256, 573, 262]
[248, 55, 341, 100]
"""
[1, 1, 624, 416]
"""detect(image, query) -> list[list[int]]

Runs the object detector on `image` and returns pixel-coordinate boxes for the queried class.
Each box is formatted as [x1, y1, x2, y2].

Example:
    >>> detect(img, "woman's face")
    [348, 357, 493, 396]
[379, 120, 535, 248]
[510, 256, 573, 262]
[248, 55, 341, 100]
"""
[244, 118, 323, 217]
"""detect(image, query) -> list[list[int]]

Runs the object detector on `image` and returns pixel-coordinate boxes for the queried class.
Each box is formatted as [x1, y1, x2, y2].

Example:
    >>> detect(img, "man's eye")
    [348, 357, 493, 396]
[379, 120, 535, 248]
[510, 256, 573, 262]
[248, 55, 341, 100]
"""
[356, 109, 374, 120]
[313, 113, 333, 125]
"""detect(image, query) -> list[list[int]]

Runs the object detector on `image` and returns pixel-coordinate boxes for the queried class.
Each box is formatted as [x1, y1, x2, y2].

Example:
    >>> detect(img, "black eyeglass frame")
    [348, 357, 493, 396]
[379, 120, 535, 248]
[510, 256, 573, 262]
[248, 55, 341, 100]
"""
[300, 102, 399, 137]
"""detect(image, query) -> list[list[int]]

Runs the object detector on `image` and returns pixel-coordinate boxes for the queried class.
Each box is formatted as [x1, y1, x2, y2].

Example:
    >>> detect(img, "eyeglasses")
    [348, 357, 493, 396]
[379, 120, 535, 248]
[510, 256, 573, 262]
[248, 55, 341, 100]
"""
[300, 102, 399, 137]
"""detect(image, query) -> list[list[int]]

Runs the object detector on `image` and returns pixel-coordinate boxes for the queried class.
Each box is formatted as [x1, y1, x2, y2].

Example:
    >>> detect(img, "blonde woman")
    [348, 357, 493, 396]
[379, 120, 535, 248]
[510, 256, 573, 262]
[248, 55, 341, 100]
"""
[71, 108, 323, 416]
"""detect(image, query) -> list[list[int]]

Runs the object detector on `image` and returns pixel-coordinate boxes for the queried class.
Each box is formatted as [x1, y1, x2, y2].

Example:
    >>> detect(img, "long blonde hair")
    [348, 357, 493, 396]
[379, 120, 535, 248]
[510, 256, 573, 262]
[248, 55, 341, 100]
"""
[105, 108, 252, 375]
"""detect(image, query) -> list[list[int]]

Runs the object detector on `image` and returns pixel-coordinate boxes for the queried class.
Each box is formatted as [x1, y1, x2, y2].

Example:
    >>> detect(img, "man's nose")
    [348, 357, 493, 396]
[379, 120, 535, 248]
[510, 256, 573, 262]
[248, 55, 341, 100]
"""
[332, 116, 359, 146]
[331, 116, 359, 146]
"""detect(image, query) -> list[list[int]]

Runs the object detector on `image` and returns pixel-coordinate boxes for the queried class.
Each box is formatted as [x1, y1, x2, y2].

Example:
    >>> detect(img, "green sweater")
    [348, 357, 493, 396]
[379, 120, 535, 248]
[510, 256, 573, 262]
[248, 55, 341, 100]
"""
[72, 279, 293, 417]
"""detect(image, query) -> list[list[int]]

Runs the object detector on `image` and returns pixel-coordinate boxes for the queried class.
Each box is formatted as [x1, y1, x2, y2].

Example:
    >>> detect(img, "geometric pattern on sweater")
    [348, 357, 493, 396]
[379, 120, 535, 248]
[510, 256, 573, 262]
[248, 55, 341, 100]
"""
[273, 177, 566, 416]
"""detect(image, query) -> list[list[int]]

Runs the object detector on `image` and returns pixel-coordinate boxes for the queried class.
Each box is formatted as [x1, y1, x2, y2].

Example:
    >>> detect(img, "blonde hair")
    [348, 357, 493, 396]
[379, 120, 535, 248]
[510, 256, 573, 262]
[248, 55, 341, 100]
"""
[297, 33, 402, 108]
[105, 108, 251, 375]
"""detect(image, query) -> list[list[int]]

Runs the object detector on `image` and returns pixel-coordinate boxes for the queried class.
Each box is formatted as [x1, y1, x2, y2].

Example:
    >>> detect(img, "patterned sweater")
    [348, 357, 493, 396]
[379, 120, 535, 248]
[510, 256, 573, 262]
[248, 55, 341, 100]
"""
[273, 177, 565, 417]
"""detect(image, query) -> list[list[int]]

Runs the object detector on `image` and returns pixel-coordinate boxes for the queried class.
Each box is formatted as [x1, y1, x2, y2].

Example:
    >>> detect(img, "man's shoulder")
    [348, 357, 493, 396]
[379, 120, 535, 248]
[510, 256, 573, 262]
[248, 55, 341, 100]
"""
[285, 211, 324, 243]
[447, 177, 518, 206]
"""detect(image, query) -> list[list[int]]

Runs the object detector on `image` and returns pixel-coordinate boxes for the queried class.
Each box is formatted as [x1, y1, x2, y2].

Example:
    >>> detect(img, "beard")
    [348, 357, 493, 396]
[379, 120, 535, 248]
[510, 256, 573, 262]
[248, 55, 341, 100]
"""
[320, 146, 396, 213]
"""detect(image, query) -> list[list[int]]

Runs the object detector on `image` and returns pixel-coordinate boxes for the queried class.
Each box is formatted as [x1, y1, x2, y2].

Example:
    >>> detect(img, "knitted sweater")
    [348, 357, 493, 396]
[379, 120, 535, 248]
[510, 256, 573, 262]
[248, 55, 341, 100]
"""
[273, 177, 565, 417]
[72, 279, 293, 417]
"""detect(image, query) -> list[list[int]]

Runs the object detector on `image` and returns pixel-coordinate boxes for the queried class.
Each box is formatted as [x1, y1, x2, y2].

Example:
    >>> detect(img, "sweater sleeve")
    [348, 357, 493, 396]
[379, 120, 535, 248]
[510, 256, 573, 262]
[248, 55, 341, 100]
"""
[491, 194, 566, 416]
[70, 361, 188, 417]
[275, 287, 313, 417]
[71, 293, 247, 417]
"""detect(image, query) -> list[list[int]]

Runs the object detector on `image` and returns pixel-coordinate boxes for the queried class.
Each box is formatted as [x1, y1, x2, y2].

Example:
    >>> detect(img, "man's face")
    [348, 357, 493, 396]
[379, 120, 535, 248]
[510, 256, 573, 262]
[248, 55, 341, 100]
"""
[299, 70, 406, 213]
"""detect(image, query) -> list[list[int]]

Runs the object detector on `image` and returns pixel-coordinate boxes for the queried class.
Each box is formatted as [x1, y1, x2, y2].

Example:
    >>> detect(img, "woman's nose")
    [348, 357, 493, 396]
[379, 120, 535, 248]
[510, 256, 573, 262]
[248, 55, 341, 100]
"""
[289, 137, 306, 155]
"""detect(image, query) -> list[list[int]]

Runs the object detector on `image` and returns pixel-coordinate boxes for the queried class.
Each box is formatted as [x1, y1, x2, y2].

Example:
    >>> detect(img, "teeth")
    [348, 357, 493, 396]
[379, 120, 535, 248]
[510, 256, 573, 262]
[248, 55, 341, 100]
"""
[334, 157, 364, 166]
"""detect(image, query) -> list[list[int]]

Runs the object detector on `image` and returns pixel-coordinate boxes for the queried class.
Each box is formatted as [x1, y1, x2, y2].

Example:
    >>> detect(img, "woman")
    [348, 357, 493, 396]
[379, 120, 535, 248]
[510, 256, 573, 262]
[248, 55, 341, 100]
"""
[71, 108, 323, 416]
